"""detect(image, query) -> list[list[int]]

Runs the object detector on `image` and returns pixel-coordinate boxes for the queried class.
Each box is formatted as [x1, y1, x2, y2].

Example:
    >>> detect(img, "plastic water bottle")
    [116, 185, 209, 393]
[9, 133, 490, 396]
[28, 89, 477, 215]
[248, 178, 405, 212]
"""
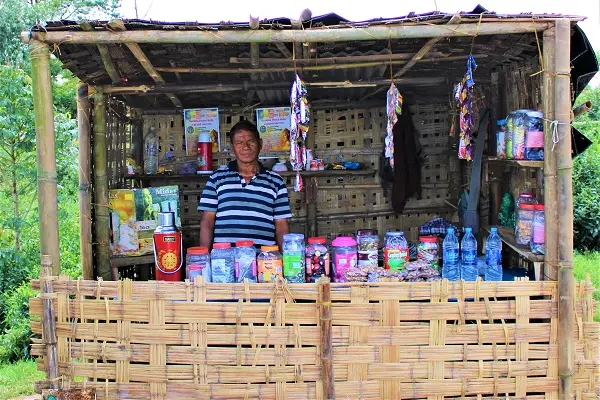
[144, 126, 159, 175]
[442, 228, 460, 281]
[484, 227, 503, 281]
[460, 227, 478, 281]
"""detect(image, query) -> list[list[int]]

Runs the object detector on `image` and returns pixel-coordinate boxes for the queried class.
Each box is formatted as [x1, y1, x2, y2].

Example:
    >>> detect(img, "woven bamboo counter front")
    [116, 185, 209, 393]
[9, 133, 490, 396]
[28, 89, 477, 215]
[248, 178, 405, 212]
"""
[30, 278, 598, 399]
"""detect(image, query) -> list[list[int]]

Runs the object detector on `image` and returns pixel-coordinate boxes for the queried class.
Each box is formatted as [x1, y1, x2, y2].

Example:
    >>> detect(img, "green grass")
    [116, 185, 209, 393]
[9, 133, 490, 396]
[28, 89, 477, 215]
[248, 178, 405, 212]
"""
[0, 360, 43, 400]
[574, 251, 600, 322]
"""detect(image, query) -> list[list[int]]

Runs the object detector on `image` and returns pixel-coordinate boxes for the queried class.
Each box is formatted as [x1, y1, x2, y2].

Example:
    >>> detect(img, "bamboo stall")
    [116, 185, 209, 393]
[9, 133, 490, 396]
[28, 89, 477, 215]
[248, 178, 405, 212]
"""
[23, 7, 599, 400]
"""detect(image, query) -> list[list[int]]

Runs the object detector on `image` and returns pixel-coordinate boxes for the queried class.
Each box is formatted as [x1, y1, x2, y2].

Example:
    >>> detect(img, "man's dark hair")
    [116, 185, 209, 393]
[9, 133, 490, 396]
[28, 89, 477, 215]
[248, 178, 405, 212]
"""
[229, 120, 260, 142]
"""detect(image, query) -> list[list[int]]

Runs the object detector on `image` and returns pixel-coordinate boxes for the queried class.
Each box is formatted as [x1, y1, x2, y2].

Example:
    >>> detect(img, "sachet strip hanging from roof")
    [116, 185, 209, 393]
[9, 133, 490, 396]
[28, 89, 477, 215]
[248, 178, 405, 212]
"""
[455, 54, 477, 161]
[385, 83, 403, 169]
[290, 73, 310, 192]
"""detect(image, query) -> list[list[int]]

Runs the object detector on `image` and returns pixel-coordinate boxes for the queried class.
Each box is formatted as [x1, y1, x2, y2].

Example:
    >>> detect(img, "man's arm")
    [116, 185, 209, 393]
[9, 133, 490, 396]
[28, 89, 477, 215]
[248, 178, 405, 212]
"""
[274, 218, 289, 251]
[199, 211, 216, 248]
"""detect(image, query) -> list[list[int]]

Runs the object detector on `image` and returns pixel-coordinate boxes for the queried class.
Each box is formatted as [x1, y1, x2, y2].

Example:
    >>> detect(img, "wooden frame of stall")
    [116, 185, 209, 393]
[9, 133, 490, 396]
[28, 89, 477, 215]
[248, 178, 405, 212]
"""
[23, 15, 596, 400]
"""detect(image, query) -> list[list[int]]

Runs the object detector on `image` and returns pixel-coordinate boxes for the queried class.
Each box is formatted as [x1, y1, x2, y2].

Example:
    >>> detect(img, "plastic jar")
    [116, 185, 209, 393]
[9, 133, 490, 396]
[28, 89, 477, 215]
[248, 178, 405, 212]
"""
[384, 231, 409, 271]
[306, 237, 330, 282]
[257, 246, 283, 283]
[210, 243, 235, 283]
[506, 112, 515, 159]
[516, 193, 537, 209]
[331, 237, 357, 282]
[531, 204, 545, 254]
[356, 229, 379, 267]
[525, 111, 544, 161]
[282, 233, 305, 283]
[512, 110, 528, 160]
[186, 246, 211, 282]
[515, 203, 536, 246]
[418, 236, 439, 269]
[496, 119, 507, 160]
[234, 241, 257, 283]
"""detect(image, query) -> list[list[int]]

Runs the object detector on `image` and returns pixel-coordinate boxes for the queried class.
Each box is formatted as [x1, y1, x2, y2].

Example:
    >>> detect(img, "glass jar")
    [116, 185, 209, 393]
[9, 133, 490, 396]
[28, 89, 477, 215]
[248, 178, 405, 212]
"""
[234, 241, 257, 283]
[257, 246, 283, 283]
[282, 233, 305, 283]
[496, 119, 507, 160]
[515, 203, 536, 246]
[210, 242, 235, 283]
[356, 229, 379, 267]
[512, 110, 528, 160]
[306, 237, 330, 282]
[418, 236, 439, 270]
[506, 112, 515, 159]
[525, 110, 544, 161]
[531, 204, 545, 254]
[186, 246, 211, 282]
[384, 231, 409, 271]
[331, 237, 357, 283]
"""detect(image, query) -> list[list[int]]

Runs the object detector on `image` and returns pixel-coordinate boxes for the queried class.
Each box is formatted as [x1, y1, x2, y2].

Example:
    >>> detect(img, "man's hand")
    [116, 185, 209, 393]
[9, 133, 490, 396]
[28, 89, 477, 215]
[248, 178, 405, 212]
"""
[199, 211, 216, 249]
[274, 218, 290, 251]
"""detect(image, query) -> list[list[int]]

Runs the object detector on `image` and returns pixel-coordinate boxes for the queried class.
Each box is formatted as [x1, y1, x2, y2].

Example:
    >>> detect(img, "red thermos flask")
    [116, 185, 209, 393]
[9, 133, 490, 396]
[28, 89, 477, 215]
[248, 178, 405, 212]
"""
[197, 132, 213, 173]
[153, 212, 183, 281]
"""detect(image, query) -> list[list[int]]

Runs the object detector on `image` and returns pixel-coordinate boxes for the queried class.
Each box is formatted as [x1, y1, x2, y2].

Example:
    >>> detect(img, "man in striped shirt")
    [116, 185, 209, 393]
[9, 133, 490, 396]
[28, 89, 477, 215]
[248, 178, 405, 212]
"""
[198, 120, 292, 249]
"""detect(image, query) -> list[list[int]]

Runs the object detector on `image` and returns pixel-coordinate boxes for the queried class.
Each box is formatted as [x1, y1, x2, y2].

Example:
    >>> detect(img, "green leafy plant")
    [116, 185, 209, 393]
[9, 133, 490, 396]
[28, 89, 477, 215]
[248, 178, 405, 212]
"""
[0, 283, 37, 363]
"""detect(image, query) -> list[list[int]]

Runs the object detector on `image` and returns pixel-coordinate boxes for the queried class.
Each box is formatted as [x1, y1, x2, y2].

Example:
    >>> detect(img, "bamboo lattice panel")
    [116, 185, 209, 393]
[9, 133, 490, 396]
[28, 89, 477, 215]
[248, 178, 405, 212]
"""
[30, 278, 598, 399]
[134, 103, 452, 241]
[105, 98, 130, 189]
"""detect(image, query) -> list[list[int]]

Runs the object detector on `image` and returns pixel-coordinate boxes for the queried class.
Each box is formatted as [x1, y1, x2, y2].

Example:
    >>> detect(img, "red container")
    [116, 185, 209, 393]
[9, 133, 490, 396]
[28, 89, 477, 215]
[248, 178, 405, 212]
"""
[197, 133, 213, 172]
[154, 212, 183, 281]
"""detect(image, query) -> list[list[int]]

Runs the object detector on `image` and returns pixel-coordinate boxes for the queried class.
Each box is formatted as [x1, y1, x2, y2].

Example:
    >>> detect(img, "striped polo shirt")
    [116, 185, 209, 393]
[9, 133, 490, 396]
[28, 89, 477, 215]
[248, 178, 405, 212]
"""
[198, 160, 292, 246]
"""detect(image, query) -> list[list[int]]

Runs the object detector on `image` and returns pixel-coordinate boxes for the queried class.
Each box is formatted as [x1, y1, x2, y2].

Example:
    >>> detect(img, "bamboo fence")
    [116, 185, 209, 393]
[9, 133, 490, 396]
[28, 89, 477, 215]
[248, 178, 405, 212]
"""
[30, 275, 598, 399]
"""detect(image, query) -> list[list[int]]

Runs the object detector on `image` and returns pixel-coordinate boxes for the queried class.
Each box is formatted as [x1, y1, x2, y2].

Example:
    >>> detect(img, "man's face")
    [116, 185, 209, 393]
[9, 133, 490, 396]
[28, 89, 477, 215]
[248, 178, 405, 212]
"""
[231, 130, 262, 164]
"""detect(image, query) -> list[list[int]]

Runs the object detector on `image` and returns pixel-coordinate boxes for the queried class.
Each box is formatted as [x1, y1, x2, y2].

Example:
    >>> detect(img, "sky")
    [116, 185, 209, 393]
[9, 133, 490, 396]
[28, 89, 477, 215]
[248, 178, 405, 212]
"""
[118, 0, 600, 51]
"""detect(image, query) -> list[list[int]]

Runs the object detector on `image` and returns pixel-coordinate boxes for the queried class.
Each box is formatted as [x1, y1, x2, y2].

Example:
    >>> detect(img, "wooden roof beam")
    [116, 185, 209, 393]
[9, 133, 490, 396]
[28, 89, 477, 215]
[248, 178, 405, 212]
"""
[108, 20, 182, 108]
[80, 21, 121, 84]
[22, 21, 553, 44]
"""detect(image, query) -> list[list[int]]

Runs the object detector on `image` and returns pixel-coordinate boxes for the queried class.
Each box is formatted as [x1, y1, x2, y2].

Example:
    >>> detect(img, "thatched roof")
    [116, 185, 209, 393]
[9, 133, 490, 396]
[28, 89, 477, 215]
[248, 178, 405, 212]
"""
[30, 6, 594, 110]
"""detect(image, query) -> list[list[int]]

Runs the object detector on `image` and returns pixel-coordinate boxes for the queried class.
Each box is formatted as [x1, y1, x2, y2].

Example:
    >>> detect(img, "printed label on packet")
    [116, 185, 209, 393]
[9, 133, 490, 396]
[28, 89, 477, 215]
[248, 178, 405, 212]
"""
[384, 249, 409, 271]
[258, 259, 282, 283]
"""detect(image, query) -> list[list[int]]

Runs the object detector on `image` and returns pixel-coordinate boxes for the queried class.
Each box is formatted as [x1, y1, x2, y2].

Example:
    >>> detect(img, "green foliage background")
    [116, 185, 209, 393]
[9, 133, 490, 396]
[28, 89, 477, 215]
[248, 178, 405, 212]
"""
[0, 0, 120, 364]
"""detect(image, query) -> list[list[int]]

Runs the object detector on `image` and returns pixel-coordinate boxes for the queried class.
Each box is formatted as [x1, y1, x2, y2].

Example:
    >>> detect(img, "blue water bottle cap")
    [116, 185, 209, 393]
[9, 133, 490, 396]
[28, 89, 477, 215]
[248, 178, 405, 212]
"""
[465, 227, 472, 233]
[447, 227, 454, 233]
[491, 227, 498, 233]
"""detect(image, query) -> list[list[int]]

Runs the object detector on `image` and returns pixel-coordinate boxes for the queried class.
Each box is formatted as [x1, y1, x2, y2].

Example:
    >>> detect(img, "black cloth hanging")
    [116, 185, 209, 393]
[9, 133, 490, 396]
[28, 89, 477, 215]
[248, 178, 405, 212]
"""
[391, 106, 423, 214]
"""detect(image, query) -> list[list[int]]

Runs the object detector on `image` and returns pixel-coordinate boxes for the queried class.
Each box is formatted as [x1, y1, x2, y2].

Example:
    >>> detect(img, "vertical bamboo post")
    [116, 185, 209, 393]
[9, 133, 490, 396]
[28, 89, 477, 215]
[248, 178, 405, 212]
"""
[318, 276, 334, 399]
[543, 26, 559, 282]
[30, 40, 60, 274]
[306, 177, 318, 238]
[77, 84, 94, 280]
[555, 18, 575, 400]
[40, 255, 59, 388]
[93, 87, 112, 280]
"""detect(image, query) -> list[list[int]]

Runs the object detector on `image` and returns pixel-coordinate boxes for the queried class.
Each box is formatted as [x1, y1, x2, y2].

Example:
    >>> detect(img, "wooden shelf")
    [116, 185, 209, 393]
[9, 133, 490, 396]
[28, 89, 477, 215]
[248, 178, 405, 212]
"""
[484, 225, 544, 263]
[125, 168, 375, 180]
[110, 254, 154, 267]
[486, 158, 544, 168]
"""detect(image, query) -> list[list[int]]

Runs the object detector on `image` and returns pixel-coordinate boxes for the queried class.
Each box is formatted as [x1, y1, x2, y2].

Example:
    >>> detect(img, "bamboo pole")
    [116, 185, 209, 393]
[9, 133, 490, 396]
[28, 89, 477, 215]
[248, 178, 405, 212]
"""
[77, 84, 93, 280]
[22, 22, 553, 44]
[572, 101, 592, 118]
[30, 39, 61, 275]
[93, 88, 111, 280]
[543, 27, 558, 282]
[101, 76, 446, 95]
[40, 255, 59, 388]
[554, 18, 574, 400]
[318, 276, 334, 399]
[229, 52, 447, 64]
[156, 54, 485, 74]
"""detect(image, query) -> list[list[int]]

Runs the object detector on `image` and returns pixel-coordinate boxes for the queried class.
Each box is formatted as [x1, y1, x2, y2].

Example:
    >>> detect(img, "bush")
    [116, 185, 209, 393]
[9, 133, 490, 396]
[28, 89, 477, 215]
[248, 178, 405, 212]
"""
[0, 283, 36, 363]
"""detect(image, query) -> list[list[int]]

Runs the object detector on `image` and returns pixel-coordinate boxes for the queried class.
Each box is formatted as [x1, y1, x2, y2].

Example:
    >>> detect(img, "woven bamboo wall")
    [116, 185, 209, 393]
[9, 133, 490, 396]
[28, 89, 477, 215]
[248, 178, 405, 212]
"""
[105, 98, 130, 190]
[30, 278, 598, 399]
[133, 103, 453, 241]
